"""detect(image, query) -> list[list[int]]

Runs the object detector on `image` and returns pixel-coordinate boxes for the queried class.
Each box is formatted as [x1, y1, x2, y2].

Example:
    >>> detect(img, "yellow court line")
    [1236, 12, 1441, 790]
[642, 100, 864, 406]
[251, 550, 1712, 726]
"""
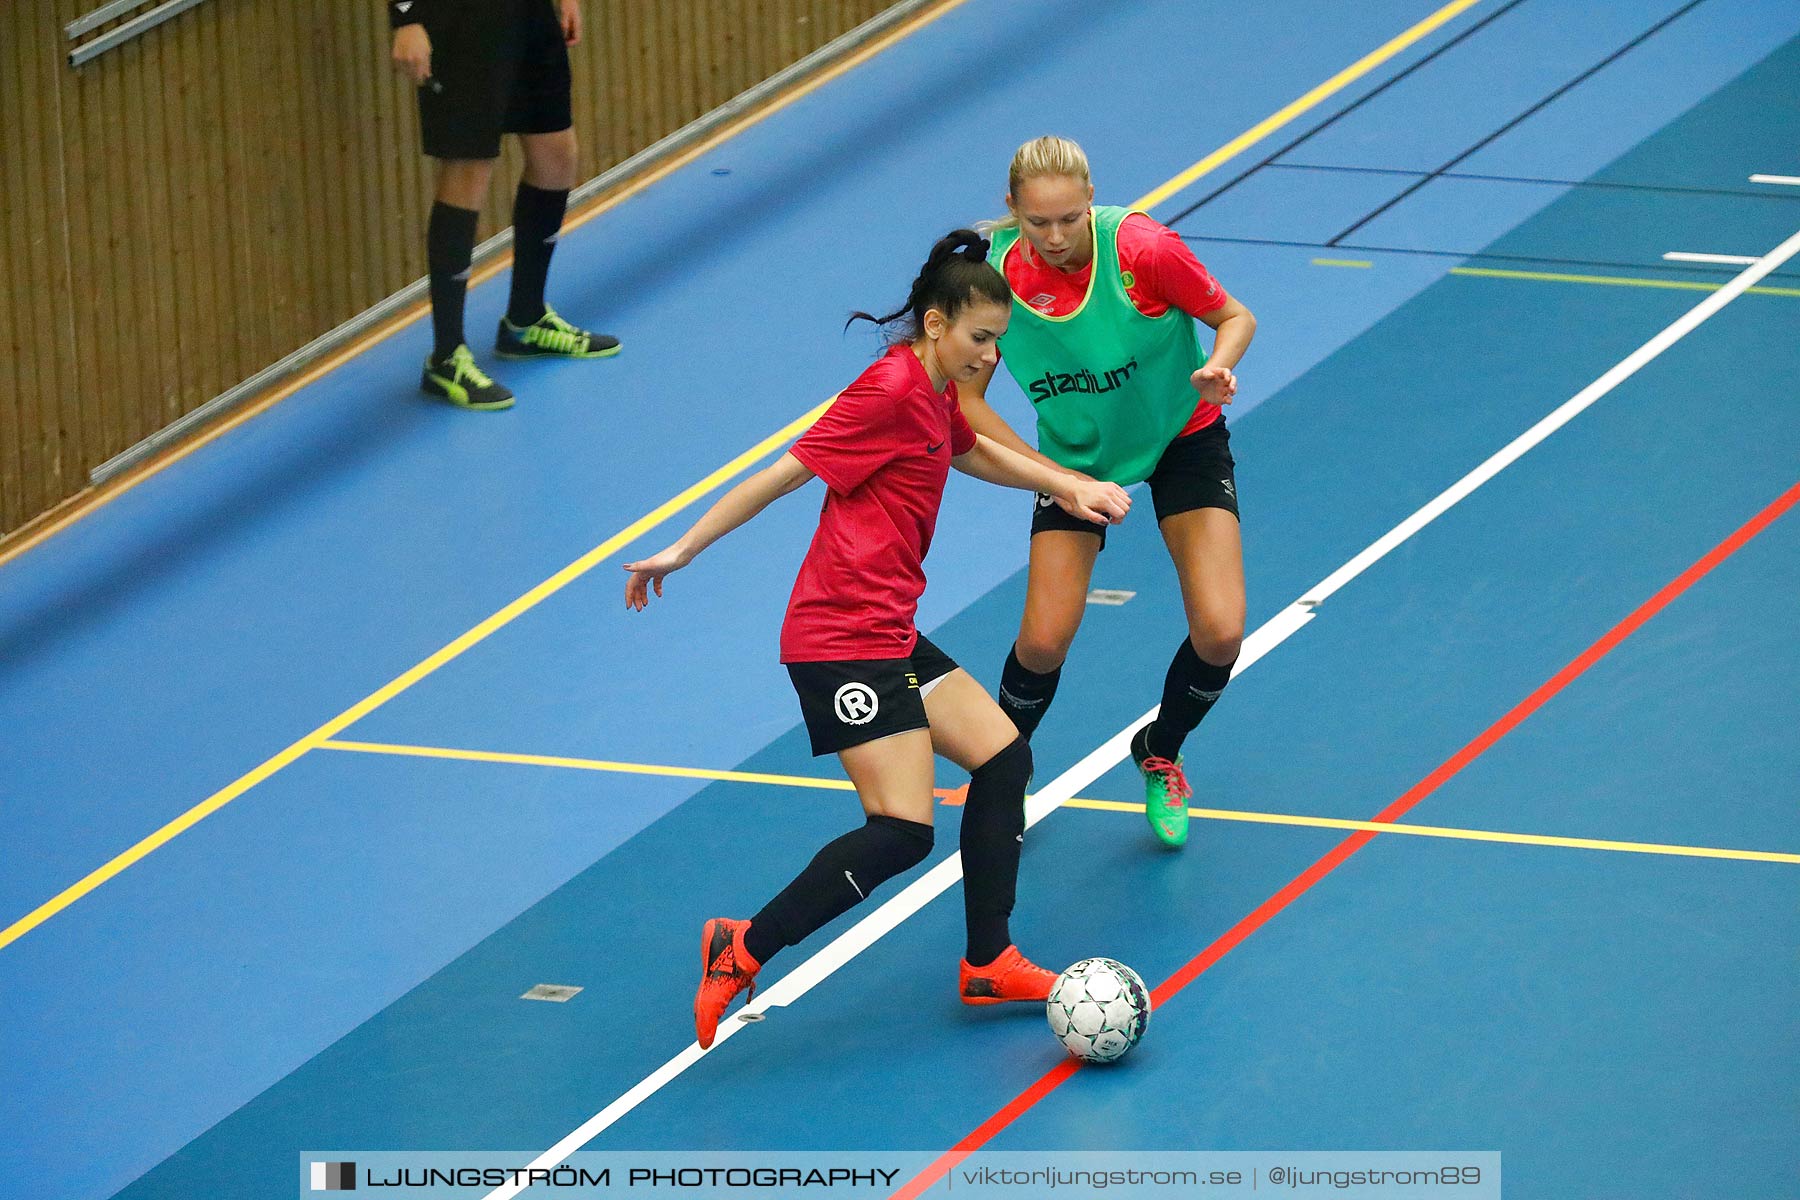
[1134, 0, 1484, 211]
[323, 739, 1799, 866]
[318, 739, 857, 793]
[1, 0, 1492, 949]
[1312, 258, 1375, 268]
[318, 739, 981, 801]
[1062, 798, 1800, 865]
[1448, 266, 1800, 297]
[0, 402, 828, 952]
[0, 0, 974, 572]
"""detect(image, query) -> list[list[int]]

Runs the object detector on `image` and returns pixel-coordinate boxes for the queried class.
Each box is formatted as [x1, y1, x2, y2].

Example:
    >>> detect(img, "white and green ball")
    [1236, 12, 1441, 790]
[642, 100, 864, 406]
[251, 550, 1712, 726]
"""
[1046, 957, 1151, 1063]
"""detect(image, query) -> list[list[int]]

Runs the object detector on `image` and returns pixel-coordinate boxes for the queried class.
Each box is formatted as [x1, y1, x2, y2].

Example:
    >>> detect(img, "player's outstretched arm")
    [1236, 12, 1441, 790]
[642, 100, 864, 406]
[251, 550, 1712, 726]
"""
[952, 435, 1129, 526]
[624, 452, 815, 609]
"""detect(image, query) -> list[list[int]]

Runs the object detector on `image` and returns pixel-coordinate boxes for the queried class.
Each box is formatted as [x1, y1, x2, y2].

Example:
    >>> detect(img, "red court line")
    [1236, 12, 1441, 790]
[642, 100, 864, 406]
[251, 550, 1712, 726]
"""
[891, 476, 1800, 1200]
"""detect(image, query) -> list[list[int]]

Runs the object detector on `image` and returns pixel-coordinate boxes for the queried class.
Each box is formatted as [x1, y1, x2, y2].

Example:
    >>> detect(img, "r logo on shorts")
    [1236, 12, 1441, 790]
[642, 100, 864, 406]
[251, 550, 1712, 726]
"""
[786, 635, 957, 757]
[834, 682, 879, 725]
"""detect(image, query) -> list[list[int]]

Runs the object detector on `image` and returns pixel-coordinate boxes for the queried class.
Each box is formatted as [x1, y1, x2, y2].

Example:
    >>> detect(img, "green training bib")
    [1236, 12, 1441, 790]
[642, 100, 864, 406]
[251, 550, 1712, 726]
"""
[988, 206, 1205, 484]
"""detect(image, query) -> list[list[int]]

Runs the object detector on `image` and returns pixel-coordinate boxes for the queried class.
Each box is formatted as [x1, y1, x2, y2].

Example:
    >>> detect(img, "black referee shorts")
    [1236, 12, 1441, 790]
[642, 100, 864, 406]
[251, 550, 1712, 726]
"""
[1030, 417, 1238, 549]
[417, 0, 572, 160]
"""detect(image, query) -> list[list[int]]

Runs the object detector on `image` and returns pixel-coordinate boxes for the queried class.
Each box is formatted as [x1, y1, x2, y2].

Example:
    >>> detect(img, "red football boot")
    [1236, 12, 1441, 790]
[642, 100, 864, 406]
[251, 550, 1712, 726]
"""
[695, 918, 761, 1049]
[959, 944, 1058, 1005]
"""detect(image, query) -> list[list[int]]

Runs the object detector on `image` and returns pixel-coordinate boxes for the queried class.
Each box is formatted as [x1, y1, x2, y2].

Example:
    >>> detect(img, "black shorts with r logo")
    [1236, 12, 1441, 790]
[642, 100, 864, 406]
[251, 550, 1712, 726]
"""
[785, 634, 958, 757]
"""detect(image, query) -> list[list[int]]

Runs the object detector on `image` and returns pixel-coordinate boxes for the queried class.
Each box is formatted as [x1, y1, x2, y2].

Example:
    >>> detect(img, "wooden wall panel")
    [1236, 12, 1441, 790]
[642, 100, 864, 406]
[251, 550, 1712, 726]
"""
[3, 2, 81, 524]
[1, 0, 895, 538]
[2, 13, 36, 526]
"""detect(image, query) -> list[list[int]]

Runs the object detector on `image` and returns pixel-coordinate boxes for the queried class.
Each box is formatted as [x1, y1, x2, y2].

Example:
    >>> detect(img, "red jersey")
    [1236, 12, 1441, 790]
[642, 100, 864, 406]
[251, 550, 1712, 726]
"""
[1001, 212, 1229, 435]
[780, 344, 978, 663]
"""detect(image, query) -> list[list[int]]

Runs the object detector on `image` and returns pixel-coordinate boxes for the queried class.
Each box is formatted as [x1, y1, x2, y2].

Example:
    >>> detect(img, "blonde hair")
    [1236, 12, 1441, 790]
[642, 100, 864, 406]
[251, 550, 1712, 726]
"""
[982, 135, 1093, 233]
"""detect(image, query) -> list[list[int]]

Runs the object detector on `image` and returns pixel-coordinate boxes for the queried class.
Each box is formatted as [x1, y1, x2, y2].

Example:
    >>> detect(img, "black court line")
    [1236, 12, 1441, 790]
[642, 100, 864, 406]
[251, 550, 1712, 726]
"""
[1327, 0, 1712, 245]
[1163, 0, 1532, 228]
[1269, 161, 1800, 204]
[1178, 233, 1800, 282]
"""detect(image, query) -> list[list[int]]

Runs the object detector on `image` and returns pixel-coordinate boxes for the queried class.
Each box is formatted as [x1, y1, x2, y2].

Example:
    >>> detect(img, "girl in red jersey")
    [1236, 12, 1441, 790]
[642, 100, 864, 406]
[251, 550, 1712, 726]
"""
[962, 136, 1259, 850]
[625, 231, 1130, 1049]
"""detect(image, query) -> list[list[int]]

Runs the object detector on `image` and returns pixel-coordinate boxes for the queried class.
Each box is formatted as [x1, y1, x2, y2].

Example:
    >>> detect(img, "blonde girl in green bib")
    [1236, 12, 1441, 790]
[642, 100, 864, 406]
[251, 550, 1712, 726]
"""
[960, 135, 1257, 848]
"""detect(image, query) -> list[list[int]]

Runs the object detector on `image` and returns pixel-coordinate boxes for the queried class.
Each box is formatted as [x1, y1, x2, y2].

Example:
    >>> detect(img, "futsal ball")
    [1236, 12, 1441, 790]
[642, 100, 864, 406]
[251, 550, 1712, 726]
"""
[1046, 957, 1151, 1063]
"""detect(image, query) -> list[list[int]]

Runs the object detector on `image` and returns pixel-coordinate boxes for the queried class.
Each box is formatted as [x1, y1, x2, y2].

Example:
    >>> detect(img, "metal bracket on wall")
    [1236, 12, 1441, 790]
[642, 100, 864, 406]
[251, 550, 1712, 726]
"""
[68, 0, 214, 68]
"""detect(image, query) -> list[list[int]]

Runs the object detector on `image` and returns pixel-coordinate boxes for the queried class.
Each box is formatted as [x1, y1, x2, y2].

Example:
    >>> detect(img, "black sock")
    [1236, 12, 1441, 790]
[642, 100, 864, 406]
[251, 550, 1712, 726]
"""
[960, 737, 1032, 966]
[427, 202, 480, 361]
[997, 645, 1061, 741]
[745, 814, 933, 965]
[507, 181, 569, 326]
[1141, 639, 1235, 761]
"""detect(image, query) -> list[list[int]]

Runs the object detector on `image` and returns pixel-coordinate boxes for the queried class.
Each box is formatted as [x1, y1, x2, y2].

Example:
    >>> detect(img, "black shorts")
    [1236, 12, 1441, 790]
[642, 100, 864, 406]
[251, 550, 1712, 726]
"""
[1030, 418, 1238, 548]
[785, 634, 959, 758]
[417, 0, 572, 160]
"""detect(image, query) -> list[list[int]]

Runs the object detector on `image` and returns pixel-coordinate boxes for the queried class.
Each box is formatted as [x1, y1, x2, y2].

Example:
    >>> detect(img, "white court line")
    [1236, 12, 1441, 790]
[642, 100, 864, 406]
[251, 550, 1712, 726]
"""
[1749, 174, 1800, 187]
[483, 226, 1800, 1200]
[1663, 251, 1759, 266]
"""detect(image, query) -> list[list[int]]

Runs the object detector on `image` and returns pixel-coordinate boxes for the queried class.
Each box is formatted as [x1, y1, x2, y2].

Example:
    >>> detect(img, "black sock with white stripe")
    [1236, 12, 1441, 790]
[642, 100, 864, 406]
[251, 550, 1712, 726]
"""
[1142, 639, 1235, 761]
[745, 814, 933, 965]
[997, 645, 1061, 741]
[959, 737, 1033, 966]
[507, 181, 568, 326]
[427, 201, 479, 361]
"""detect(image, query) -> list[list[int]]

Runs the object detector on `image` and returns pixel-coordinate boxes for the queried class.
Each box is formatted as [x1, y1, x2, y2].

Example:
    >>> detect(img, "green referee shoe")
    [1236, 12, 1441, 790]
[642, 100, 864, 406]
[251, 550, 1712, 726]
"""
[421, 344, 514, 411]
[1131, 726, 1193, 848]
[495, 306, 621, 359]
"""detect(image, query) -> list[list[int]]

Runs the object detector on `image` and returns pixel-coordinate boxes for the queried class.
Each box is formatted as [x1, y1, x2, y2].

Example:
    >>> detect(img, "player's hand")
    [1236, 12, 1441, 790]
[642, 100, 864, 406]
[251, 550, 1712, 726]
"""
[391, 24, 432, 85]
[560, 0, 582, 45]
[1191, 363, 1237, 406]
[623, 546, 689, 610]
[1050, 467, 1097, 516]
[1064, 478, 1131, 526]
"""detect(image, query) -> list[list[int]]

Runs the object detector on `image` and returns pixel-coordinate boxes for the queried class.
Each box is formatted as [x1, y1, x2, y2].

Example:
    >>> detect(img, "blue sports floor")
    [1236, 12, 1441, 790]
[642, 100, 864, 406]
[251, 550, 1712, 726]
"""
[4, 2, 1798, 1197]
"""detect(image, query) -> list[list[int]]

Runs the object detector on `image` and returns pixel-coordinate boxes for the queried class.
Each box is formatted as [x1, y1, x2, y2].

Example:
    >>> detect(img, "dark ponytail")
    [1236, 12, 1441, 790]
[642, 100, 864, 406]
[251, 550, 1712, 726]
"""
[848, 228, 1010, 342]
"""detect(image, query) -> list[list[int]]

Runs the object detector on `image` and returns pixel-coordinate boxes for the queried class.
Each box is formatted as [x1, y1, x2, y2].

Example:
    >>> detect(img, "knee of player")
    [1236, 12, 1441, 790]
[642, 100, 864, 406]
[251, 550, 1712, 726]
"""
[1015, 627, 1075, 672]
[868, 812, 935, 868]
[1190, 622, 1243, 666]
[972, 736, 1033, 796]
[547, 142, 578, 179]
[438, 158, 496, 203]
[529, 131, 579, 183]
